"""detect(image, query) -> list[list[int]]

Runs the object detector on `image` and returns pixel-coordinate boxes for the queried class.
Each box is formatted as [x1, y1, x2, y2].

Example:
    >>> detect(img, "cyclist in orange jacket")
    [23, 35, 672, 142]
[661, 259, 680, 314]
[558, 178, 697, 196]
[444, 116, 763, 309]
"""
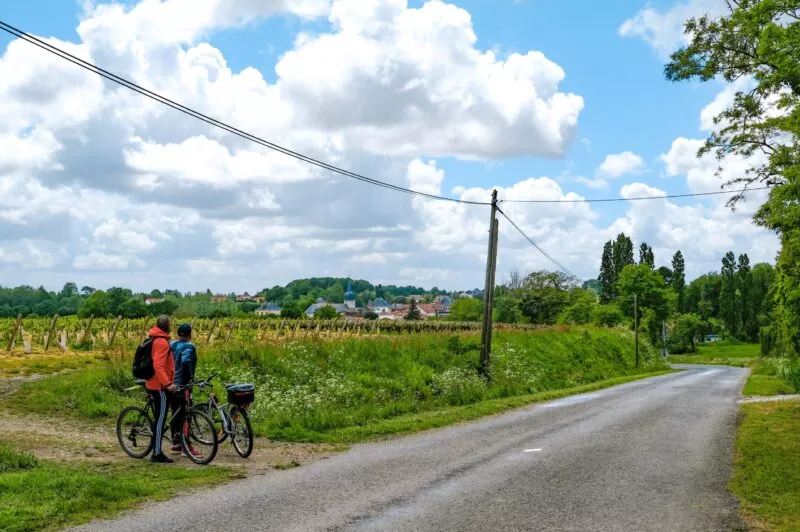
[145, 315, 176, 464]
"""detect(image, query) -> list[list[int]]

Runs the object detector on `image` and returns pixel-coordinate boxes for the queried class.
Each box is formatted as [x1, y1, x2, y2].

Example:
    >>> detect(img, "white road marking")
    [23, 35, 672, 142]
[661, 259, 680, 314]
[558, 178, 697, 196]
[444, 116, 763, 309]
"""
[523, 448, 542, 453]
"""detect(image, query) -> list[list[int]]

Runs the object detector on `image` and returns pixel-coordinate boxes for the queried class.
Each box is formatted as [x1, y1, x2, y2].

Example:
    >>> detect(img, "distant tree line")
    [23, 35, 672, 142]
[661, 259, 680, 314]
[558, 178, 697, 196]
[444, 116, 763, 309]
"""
[0, 277, 459, 320]
[491, 232, 775, 353]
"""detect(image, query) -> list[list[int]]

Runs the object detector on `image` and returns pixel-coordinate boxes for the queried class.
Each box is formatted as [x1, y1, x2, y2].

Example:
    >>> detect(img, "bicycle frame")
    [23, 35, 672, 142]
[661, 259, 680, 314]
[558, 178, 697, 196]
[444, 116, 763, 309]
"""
[140, 387, 191, 438]
[194, 375, 236, 439]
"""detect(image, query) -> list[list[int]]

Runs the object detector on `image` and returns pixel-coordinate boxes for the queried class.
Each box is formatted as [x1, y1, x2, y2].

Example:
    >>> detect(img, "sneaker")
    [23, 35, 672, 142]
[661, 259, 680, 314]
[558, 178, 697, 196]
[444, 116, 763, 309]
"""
[182, 445, 203, 459]
[150, 453, 174, 464]
[170, 444, 182, 454]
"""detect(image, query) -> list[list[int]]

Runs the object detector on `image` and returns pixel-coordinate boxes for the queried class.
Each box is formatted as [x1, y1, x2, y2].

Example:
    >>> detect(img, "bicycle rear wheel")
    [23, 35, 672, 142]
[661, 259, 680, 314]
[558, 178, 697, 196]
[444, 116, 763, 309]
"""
[181, 409, 218, 465]
[116, 406, 154, 459]
[230, 406, 253, 458]
[192, 403, 225, 445]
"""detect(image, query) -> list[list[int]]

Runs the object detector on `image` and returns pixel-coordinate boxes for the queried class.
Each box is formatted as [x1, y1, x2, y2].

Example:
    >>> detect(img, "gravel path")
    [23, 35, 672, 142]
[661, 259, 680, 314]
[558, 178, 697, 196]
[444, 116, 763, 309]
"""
[74, 366, 748, 532]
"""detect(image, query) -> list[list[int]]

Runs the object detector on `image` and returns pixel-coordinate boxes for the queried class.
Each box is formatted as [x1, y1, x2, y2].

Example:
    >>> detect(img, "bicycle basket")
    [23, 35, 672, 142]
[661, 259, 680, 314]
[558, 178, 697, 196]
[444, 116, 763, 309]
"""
[226, 384, 255, 407]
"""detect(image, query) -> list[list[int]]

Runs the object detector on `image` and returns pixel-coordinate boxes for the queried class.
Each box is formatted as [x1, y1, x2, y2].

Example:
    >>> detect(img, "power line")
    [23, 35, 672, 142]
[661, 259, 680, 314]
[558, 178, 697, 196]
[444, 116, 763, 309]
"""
[501, 186, 772, 204]
[0, 20, 489, 206]
[496, 207, 578, 279]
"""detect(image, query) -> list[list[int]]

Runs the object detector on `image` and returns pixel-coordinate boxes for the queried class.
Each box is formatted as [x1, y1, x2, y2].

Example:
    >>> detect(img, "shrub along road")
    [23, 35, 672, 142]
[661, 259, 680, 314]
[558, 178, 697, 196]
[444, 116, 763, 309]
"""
[75, 366, 747, 531]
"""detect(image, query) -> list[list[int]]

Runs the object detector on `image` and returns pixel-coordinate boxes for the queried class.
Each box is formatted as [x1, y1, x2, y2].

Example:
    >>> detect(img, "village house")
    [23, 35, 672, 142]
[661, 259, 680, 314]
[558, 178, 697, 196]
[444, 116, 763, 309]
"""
[305, 281, 364, 318]
[143, 297, 164, 305]
[255, 302, 281, 316]
[368, 297, 391, 315]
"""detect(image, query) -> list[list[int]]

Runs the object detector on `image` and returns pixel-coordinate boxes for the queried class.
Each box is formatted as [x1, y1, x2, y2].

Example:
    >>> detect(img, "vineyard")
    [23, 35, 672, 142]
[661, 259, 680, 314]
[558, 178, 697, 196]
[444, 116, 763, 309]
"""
[0, 316, 544, 354]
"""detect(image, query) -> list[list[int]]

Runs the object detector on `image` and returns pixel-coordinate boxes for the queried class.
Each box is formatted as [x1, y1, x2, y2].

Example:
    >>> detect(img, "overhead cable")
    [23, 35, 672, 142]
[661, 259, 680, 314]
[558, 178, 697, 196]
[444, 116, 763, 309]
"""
[501, 186, 772, 204]
[496, 207, 578, 279]
[0, 20, 489, 206]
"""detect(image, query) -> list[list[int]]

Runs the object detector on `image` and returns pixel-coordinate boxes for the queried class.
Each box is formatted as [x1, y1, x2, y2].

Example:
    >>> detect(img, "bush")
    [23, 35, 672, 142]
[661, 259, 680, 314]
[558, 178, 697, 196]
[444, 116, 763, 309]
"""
[760, 325, 776, 356]
[591, 305, 624, 327]
[786, 358, 800, 392]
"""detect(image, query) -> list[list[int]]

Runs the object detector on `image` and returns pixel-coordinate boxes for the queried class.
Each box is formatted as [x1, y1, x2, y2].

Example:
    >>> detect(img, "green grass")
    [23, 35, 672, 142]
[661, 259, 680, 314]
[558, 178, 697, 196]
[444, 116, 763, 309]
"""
[323, 369, 677, 443]
[730, 400, 800, 531]
[743, 359, 796, 397]
[8, 327, 668, 443]
[0, 443, 242, 532]
[668, 343, 800, 396]
[0, 353, 103, 378]
[669, 342, 760, 367]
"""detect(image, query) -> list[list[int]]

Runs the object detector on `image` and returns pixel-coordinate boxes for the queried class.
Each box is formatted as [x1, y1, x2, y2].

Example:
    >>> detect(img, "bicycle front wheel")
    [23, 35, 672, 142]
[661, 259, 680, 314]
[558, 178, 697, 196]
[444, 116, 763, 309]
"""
[181, 409, 218, 465]
[230, 406, 253, 458]
[116, 406, 154, 459]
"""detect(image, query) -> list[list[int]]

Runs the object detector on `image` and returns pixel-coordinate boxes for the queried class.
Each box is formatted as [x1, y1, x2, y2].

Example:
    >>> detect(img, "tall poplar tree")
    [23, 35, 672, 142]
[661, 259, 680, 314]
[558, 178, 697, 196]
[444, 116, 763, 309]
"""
[671, 250, 686, 313]
[612, 233, 635, 277]
[737, 254, 756, 341]
[598, 240, 615, 303]
[720, 251, 737, 335]
[639, 243, 655, 269]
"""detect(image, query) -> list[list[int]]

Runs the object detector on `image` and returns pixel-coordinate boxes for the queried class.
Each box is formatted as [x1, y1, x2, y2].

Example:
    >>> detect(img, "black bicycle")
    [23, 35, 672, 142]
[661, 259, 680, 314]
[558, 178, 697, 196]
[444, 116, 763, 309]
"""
[116, 380, 219, 465]
[192, 372, 255, 458]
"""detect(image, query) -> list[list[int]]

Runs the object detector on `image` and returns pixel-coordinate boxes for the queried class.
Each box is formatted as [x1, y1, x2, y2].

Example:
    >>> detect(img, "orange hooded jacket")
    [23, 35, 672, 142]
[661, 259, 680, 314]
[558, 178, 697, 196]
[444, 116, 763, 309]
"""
[145, 326, 174, 391]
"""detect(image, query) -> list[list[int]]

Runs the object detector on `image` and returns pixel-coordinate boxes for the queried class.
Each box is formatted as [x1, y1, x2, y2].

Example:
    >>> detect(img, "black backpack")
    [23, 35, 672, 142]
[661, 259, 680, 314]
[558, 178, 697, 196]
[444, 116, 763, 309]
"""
[132, 338, 155, 380]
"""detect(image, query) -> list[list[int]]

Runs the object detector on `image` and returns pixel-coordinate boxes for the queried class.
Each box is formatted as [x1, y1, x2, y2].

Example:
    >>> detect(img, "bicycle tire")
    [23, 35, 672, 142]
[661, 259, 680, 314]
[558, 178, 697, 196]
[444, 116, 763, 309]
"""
[181, 409, 218, 465]
[116, 406, 154, 459]
[192, 403, 223, 445]
[230, 406, 254, 458]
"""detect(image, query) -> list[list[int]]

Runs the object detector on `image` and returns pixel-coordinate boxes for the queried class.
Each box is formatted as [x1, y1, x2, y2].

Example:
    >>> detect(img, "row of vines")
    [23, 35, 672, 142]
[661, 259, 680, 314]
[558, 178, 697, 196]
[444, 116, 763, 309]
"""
[0, 315, 545, 355]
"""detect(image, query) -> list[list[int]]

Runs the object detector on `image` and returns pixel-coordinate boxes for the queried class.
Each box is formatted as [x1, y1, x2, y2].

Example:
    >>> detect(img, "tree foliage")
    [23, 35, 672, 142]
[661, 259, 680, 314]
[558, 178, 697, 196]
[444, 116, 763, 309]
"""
[315, 305, 340, 320]
[639, 243, 655, 269]
[598, 240, 616, 302]
[666, 0, 800, 354]
[449, 298, 482, 322]
[671, 251, 686, 312]
[405, 300, 422, 321]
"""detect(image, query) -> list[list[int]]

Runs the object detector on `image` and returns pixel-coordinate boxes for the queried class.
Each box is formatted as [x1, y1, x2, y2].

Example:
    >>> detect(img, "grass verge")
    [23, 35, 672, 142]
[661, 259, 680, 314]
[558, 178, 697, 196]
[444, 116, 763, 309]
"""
[0, 353, 103, 379]
[0, 443, 242, 532]
[730, 400, 800, 531]
[321, 369, 678, 443]
[669, 343, 760, 367]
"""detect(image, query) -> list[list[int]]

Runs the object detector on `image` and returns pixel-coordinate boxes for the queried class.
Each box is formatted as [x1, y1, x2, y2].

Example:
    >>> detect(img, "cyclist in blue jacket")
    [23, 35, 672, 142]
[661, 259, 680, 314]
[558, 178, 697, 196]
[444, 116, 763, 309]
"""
[169, 323, 198, 456]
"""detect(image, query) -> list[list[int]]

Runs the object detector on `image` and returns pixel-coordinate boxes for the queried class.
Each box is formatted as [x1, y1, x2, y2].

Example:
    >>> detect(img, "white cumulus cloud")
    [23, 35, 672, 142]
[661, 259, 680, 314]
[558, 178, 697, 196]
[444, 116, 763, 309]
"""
[597, 152, 645, 179]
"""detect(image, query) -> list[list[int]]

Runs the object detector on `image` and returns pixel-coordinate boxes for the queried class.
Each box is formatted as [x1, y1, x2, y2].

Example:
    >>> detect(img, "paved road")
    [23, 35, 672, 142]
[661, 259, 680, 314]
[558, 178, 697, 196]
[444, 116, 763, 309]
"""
[76, 366, 748, 531]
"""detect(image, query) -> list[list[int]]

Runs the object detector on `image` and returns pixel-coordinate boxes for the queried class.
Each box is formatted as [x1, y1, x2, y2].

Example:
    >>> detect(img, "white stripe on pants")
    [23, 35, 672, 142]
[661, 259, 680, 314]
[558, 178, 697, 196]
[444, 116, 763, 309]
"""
[153, 389, 167, 455]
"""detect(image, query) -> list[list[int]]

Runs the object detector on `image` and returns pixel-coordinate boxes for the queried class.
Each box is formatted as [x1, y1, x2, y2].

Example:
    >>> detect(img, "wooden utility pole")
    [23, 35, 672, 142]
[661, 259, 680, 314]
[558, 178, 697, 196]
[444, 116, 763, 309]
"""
[480, 190, 500, 377]
[634, 294, 639, 367]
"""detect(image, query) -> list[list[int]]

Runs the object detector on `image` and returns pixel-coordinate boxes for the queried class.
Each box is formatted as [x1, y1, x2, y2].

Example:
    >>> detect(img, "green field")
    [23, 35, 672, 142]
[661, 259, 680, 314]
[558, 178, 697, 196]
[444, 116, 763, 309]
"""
[7, 327, 667, 443]
[730, 400, 800, 532]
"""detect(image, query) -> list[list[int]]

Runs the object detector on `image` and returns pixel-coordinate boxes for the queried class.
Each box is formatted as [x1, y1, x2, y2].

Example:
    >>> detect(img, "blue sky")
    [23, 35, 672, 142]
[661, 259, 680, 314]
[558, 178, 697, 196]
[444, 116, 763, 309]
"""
[0, 0, 778, 291]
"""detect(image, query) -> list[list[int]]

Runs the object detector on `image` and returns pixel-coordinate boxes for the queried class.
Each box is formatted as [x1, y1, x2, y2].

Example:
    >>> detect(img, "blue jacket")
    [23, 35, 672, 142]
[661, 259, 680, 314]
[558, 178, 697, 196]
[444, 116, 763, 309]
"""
[170, 340, 197, 387]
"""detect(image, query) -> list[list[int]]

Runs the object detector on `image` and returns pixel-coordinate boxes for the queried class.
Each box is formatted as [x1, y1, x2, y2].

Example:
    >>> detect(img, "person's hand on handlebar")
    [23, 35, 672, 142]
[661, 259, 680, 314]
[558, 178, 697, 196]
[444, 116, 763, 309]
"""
[166, 384, 178, 392]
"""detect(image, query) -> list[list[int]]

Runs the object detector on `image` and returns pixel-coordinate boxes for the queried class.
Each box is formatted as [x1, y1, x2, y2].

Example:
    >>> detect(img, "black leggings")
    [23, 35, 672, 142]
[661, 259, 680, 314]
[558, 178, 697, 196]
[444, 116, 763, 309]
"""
[169, 392, 187, 444]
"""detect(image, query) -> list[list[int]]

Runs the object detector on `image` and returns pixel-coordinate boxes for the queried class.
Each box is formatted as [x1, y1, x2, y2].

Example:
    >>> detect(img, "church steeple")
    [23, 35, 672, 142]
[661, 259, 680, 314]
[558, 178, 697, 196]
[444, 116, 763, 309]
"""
[344, 279, 355, 309]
